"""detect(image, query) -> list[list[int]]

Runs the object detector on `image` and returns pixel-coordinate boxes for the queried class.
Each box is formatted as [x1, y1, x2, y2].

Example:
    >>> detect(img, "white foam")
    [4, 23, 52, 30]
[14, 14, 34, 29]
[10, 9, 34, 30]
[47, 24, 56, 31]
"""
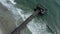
[0, 0, 23, 26]
[27, 19, 51, 34]
[0, 0, 52, 34]
[0, 0, 19, 19]
[9, 0, 16, 4]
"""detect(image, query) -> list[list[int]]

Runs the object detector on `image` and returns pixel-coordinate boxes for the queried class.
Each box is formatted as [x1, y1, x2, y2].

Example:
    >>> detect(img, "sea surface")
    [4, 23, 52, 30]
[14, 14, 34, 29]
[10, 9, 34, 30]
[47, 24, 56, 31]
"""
[0, 0, 60, 34]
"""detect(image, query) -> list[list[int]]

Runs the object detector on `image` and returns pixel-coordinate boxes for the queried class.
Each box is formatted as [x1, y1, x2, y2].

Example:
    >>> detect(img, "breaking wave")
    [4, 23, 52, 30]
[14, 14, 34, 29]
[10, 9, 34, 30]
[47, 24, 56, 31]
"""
[0, 0, 52, 34]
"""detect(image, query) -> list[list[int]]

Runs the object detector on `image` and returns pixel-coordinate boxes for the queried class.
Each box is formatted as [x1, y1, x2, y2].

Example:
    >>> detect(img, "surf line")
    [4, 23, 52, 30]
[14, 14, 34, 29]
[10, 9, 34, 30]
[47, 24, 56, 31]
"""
[11, 5, 47, 34]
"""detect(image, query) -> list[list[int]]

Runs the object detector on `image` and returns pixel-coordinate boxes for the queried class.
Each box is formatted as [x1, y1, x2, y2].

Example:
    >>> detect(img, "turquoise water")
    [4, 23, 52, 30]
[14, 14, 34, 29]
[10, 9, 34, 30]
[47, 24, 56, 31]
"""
[0, 0, 60, 34]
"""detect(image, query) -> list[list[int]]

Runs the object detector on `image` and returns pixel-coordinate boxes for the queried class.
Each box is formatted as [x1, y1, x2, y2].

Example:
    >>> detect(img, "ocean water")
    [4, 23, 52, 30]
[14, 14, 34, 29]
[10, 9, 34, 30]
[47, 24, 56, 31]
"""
[0, 0, 60, 34]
